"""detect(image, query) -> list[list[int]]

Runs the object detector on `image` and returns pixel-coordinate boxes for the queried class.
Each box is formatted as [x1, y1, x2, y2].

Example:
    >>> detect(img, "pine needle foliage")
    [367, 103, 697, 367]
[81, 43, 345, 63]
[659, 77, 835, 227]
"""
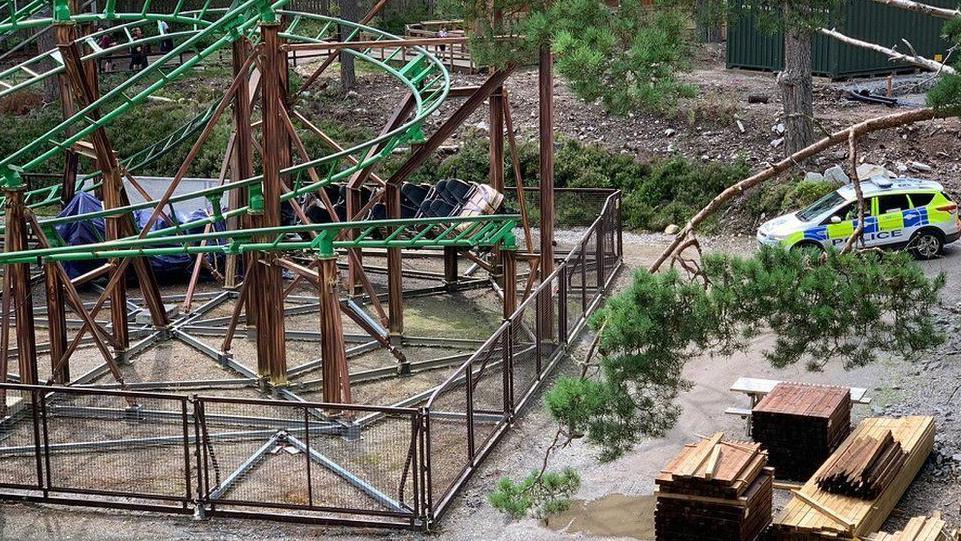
[461, 0, 698, 114]
[492, 247, 943, 520]
[554, 247, 943, 461]
[488, 468, 581, 519]
[927, 17, 961, 113]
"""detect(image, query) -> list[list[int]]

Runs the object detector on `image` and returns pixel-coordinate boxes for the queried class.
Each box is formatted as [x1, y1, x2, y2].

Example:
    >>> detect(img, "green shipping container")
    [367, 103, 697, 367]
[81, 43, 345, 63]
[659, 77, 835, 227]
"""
[726, 0, 956, 79]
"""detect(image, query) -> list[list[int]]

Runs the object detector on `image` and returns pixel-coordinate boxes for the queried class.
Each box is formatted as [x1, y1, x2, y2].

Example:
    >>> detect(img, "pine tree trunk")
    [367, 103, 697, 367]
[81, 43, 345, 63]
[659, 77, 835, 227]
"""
[695, 0, 723, 43]
[777, 3, 815, 156]
[338, 0, 358, 92]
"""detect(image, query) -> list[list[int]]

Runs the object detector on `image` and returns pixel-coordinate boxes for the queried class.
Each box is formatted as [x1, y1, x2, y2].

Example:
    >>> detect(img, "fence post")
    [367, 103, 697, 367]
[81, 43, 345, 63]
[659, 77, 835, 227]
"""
[502, 249, 516, 418]
[181, 397, 192, 508]
[465, 362, 475, 461]
[36, 390, 49, 496]
[616, 193, 623, 259]
[420, 408, 433, 527]
[558, 267, 568, 345]
[596, 211, 605, 294]
[192, 397, 208, 519]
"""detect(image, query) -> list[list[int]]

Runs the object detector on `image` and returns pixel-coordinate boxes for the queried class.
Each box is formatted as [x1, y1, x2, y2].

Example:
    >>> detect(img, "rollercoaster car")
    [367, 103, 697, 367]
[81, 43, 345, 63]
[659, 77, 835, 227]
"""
[303, 179, 504, 224]
[757, 177, 961, 259]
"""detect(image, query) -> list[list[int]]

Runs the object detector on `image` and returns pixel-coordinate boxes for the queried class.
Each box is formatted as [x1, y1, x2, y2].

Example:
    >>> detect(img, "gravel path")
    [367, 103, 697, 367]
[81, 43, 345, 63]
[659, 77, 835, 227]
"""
[2, 233, 959, 540]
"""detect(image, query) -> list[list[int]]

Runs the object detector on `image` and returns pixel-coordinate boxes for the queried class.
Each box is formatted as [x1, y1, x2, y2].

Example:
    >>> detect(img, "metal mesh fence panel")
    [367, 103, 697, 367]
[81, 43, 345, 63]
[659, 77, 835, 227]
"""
[466, 327, 507, 455]
[42, 389, 192, 504]
[197, 397, 420, 522]
[0, 193, 622, 530]
[510, 297, 540, 408]
[0, 388, 42, 490]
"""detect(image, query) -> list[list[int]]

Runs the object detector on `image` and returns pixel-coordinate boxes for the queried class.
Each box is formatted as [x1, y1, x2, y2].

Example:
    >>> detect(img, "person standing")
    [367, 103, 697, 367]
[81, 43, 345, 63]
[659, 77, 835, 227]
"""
[129, 27, 149, 70]
[158, 20, 173, 53]
[437, 26, 448, 55]
[97, 30, 115, 72]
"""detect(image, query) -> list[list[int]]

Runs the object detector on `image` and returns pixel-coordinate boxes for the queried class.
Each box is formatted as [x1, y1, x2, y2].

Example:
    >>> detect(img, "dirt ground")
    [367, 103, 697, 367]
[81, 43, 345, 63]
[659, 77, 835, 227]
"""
[2, 233, 959, 540]
[305, 44, 961, 202]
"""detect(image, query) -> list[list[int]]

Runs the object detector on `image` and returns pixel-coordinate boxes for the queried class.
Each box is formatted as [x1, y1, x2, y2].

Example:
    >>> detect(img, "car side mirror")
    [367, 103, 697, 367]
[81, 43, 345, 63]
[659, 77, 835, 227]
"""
[830, 215, 841, 224]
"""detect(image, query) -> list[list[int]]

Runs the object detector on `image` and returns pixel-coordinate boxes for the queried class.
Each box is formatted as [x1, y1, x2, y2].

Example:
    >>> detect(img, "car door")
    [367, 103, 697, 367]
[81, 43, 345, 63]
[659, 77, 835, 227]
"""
[866, 193, 911, 247]
[824, 202, 857, 247]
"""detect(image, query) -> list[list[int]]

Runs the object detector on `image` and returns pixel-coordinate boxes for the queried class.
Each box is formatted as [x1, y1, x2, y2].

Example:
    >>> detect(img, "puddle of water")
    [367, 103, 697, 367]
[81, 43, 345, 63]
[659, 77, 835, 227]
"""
[544, 493, 656, 540]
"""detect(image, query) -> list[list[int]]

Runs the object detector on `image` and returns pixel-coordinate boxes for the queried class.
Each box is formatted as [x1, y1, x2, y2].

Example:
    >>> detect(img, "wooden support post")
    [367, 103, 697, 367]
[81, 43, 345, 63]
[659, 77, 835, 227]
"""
[56, 24, 128, 355]
[57, 24, 170, 355]
[226, 38, 254, 290]
[318, 256, 350, 404]
[44, 263, 68, 383]
[502, 248, 517, 320]
[346, 187, 364, 294]
[3, 188, 37, 385]
[386, 182, 405, 352]
[489, 83, 505, 192]
[538, 45, 555, 340]
[444, 246, 459, 292]
[256, 22, 289, 387]
[58, 72, 79, 205]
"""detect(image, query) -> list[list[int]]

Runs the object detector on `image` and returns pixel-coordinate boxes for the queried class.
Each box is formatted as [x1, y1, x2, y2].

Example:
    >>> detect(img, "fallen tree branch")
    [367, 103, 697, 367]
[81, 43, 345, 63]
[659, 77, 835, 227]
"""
[649, 107, 946, 273]
[819, 28, 957, 75]
[841, 129, 866, 254]
[870, 0, 960, 20]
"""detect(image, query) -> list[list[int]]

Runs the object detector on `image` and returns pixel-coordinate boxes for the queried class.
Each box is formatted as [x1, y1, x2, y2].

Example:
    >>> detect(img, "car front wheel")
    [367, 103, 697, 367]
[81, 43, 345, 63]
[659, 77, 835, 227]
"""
[909, 230, 944, 260]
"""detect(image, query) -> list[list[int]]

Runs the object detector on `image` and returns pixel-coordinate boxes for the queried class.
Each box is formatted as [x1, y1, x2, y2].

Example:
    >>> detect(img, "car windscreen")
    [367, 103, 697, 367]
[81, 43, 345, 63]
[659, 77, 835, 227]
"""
[797, 191, 846, 222]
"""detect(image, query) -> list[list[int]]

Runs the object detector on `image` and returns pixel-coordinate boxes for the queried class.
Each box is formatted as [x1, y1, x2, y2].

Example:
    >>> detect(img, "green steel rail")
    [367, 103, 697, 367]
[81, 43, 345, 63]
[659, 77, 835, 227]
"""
[4, 101, 218, 210]
[1, 11, 448, 230]
[0, 215, 519, 264]
[0, 2, 489, 267]
[0, 0, 226, 34]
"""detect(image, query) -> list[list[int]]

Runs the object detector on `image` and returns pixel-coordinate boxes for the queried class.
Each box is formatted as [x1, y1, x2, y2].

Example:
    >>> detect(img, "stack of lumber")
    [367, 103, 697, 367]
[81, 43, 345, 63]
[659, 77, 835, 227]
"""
[868, 513, 953, 541]
[770, 416, 936, 541]
[752, 383, 851, 481]
[815, 429, 907, 499]
[655, 432, 773, 541]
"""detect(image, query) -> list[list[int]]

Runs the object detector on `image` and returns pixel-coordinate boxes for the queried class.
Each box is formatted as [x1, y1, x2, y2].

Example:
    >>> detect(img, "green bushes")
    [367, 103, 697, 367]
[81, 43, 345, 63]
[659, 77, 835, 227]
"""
[780, 178, 840, 212]
[746, 177, 841, 223]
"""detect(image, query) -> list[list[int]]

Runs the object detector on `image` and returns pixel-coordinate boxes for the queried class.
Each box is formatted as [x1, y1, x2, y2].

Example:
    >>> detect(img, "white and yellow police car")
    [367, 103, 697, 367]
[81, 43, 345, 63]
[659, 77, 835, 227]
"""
[757, 177, 961, 259]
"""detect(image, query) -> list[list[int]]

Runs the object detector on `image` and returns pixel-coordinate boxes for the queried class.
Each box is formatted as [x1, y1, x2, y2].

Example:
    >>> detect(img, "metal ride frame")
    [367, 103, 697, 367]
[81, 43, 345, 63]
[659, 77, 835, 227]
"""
[0, 0, 623, 530]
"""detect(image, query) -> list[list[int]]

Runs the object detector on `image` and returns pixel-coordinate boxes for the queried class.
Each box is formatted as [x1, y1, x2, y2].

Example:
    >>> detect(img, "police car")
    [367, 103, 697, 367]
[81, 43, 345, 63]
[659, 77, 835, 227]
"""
[757, 177, 961, 259]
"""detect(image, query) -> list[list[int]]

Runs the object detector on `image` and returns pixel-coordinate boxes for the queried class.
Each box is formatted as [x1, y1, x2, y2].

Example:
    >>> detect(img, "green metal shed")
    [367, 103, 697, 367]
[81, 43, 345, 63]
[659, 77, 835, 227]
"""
[726, 0, 956, 79]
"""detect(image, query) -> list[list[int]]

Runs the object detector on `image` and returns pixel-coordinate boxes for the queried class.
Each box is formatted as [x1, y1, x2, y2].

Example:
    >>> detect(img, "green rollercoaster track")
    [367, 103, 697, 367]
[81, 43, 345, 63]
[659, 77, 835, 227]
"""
[0, 0, 519, 265]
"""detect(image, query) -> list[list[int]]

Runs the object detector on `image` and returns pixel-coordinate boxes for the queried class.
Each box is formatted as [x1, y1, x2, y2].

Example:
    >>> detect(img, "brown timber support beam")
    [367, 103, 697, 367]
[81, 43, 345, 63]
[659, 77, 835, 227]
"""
[538, 45, 555, 340]
[226, 38, 255, 290]
[387, 66, 515, 186]
[318, 255, 350, 404]
[255, 22, 289, 387]
[45, 262, 68, 383]
[57, 23, 171, 359]
[4, 188, 37, 386]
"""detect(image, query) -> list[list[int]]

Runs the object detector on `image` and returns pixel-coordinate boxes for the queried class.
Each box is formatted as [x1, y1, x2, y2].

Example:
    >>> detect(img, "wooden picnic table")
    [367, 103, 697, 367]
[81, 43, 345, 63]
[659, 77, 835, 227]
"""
[727, 377, 871, 435]
[731, 377, 871, 406]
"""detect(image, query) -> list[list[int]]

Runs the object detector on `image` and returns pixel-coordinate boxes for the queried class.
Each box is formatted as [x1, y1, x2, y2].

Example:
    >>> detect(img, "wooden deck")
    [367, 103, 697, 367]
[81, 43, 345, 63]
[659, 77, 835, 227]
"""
[771, 416, 936, 540]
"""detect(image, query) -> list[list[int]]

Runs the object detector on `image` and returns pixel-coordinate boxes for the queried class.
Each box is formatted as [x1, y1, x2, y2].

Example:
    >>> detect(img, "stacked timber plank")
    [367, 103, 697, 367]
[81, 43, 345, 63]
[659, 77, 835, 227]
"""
[770, 416, 936, 541]
[752, 383, 851, 481]
[815, 429, 907, 499]
[655, 432, 773, 541]
[868, 513, 953, 541]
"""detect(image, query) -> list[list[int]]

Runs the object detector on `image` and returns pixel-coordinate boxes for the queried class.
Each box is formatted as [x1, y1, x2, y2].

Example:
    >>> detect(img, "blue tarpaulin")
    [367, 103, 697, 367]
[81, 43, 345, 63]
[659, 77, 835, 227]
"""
[54, 192, 225, 279]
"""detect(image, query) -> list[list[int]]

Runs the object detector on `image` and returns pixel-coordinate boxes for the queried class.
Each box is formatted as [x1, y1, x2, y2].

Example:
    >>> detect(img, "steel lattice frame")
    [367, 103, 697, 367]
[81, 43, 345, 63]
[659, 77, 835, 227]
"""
[0, 0, 564, 527]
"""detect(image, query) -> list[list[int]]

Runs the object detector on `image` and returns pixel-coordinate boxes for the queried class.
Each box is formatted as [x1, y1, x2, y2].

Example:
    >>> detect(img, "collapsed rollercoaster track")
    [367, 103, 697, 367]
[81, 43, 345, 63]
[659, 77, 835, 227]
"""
[0, 0, 621, 529]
